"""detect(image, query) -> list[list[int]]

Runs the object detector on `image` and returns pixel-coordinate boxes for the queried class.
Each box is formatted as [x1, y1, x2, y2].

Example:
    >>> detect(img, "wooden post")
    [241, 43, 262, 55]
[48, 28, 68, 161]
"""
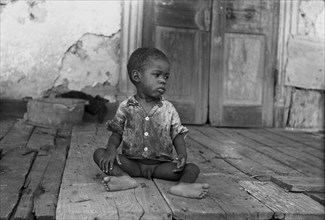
[118, 0, 143, 101]
[274, 0, 299, 127]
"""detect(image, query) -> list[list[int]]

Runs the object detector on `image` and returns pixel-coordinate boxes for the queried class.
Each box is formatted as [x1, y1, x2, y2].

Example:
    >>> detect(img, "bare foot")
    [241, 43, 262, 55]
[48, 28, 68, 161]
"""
[169, 183, 210, 199]
[102, 176, 138, 191]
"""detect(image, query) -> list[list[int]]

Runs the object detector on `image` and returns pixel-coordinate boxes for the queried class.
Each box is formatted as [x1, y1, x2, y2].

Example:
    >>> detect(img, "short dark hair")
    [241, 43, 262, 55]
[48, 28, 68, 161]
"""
[127, 47, 169, 84]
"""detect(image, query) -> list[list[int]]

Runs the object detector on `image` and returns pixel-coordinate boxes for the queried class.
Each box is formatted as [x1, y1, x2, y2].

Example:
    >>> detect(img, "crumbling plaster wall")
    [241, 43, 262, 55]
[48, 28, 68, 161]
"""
[0, 0, 121, 102]
[278, 0, 324, 129]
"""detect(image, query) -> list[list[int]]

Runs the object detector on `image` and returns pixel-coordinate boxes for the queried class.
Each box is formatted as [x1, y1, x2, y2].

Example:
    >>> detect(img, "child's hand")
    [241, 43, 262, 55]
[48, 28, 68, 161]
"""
[99, 147, 121, 173]
[173, 154, 186, 173]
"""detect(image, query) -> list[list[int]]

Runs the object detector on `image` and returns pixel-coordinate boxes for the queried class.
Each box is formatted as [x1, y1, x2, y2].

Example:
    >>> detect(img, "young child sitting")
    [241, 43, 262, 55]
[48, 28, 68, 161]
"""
[93, 47, 209, 199]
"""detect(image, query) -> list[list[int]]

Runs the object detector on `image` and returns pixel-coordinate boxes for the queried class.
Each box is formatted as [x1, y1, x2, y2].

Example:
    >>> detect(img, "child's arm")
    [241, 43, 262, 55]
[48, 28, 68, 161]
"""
[99, 132, 122, 172]
[172, 133, 187, 173]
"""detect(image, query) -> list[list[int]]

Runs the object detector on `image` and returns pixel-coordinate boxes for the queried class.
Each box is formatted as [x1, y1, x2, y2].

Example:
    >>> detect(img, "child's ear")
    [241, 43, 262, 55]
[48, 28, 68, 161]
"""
[131, 70, 141, 83]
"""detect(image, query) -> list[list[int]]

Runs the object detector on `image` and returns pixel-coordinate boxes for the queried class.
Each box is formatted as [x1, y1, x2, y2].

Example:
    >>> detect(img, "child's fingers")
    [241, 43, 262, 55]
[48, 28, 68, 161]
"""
[109, 159, 114, 170]
[103, 159, 109, 173]
[177, 157, 186, 169]
[115, 154, 122, 165]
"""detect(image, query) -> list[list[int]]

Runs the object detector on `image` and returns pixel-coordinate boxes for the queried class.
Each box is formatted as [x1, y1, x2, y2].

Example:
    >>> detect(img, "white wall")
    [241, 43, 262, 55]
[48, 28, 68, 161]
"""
[0, 0, 121, 101]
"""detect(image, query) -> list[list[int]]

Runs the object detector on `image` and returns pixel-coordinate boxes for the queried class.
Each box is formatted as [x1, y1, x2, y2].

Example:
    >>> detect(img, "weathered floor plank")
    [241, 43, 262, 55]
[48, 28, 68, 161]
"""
[33, 129, 70, 220]
[240, 181, 325, 220]
[271, 176, 324, 193]
[0, 120, 36, 220]
[1, 117, 323, 220]
[243, 129, 324, 170]
[265, 128, 324, 151]
[0, 120, 34, 155]
[215, 128, 322, 178]
[189, 126, 301, 179]
[0, 149, 36, 220]
[56, 124, 171, 220]
[0, 116, 16, 141]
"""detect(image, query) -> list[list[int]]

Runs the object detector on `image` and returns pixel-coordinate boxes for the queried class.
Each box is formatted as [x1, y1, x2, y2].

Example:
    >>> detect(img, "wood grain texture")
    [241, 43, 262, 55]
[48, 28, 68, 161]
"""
[271, 176, 324, 192]
[33, 129, 70, 220]
[189, 126, 299, 179]
[0, 148, 36, 220]
[56, 124, 171, 220]
[234, 129, 324, 178]
[0, 117, 16, 140]
[240, 181, 325, 220]
[154, 175, 274, 220]
[0, 120, 34, 155]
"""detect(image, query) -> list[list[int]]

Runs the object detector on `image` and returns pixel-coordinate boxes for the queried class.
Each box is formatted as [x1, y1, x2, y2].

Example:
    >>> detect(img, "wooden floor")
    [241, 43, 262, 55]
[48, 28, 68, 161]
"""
[0, 115, 324, 220]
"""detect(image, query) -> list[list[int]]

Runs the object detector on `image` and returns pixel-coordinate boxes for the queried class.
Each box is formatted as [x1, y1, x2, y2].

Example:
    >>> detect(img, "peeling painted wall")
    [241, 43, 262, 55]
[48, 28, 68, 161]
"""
[0, 0, 121, 101]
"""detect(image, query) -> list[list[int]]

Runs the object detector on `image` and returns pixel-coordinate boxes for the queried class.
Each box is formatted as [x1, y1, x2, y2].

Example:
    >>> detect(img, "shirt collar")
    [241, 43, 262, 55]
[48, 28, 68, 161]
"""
[127, 95, 164, 107]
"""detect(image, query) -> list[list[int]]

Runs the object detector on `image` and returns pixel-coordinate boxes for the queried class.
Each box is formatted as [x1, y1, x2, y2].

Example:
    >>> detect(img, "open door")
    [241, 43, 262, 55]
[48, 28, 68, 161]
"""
[142, 0, 211, 124]
[209, 0, 279, 127]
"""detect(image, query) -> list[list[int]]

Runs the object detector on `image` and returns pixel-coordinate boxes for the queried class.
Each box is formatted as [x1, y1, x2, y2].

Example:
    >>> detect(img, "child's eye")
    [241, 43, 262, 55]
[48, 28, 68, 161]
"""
[164, 75, 169, 80]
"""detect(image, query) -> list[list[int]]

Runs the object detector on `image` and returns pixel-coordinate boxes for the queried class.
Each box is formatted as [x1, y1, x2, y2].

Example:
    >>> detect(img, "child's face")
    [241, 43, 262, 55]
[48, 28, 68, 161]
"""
[137, 58, 170, 99]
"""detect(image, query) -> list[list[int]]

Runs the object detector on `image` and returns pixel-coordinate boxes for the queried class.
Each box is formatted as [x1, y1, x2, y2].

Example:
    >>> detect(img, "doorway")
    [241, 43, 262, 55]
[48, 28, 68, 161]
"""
[141, 0, 279, 127]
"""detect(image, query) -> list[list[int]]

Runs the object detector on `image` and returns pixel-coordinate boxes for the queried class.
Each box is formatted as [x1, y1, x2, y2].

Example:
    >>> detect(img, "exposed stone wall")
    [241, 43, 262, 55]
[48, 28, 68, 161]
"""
[0, 0, 121, 101]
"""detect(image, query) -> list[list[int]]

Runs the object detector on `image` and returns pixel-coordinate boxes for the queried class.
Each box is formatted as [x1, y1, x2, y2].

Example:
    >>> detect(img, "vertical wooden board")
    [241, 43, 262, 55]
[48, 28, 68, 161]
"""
[143, 0, 210, 124]
[57, 124, 169, 219]
[0, 121, 34, 155]
[155, 26, 209, 124]
[240, 181, 325, 220]
[57, 183, 119, 220]
[110, 190, 144, 220]
[13, 152, 51, 220]
[153, 178, 227, 220]
[26, 127, 57, 150]
[223, 34, 265, 106]
[134, 178, 172, 220]
[14, 127, 64, 220]
[56, 124, 119, 220]
[0, 148, 36, 220]
[33, 131, 70, 220]
[271, 176, 324, 192]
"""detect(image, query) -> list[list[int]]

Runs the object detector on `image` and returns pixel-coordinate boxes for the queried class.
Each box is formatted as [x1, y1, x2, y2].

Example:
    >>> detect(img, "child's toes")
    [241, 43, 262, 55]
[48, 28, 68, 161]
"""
[202, 183, 210, 189]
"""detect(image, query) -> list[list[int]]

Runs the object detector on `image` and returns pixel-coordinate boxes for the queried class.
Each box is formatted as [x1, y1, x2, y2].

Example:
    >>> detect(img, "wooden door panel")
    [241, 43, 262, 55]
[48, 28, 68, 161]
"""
[209, 0, 279, 127]
[143, 0, 211, 124]
[223, 33, 265, 106]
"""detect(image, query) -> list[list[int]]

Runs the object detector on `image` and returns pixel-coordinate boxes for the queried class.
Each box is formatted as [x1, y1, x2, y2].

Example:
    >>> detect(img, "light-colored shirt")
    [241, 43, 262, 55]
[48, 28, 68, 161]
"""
[106, 96, 188, 161]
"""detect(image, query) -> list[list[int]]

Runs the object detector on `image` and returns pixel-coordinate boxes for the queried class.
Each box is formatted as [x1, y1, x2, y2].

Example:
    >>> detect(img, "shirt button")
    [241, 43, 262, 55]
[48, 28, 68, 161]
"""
[145, 116, 149, 121]
[144, 147, 148, 151]
[144, 132, 149, 136]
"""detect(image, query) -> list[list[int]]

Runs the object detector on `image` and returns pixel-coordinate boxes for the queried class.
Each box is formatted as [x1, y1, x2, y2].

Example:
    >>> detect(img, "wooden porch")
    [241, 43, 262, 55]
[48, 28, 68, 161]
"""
[0, 115, 324, 220]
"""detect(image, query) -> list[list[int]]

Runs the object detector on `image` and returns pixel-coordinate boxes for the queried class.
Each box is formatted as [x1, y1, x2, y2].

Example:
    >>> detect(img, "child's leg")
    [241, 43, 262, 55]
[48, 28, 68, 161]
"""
[93, 148, 141, 191]
[153, 162, 209, 199]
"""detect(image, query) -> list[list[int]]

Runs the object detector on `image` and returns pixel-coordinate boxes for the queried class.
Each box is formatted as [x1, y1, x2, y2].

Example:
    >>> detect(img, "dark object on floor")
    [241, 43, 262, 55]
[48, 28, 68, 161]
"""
[57, 91, 108, 123]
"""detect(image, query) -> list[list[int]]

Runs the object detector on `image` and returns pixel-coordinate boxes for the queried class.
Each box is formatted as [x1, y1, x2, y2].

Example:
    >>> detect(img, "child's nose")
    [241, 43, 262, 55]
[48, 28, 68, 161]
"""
[159, 77, 166, 84]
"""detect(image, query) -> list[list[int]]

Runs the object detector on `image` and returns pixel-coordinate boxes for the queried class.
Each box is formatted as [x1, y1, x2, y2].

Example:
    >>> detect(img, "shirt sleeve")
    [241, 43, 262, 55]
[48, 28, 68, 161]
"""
[106, 102, 126, 135]
[170, 104, 188, 140]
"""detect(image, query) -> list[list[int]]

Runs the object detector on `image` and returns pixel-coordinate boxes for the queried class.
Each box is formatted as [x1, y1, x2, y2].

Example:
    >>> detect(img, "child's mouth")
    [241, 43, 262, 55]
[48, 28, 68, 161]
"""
[157, 88, 165, 93]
